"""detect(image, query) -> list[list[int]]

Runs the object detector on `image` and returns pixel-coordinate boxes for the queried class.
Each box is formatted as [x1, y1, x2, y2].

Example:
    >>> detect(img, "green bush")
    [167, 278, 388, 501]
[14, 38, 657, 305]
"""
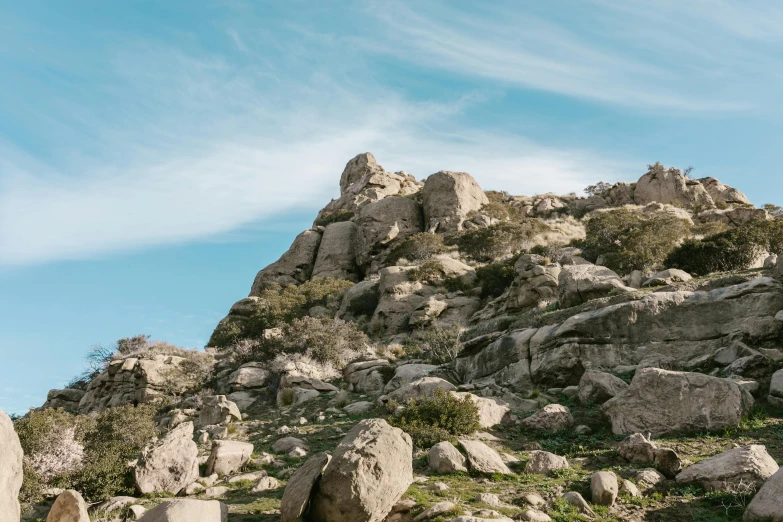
[208, 277, 354, 347]
[453, 220, 549, 262]
[408, 260, 447, 284]
[665, 219, 783, 276]
[273, 316, 368, 366]
[386, 233, 446, 265]
[388, 388, 481, 448]
[314, 209, 354, 227]
[581, 209, 691, 274]
[481, 191, 520, 221]
[475, 261, 517, 298]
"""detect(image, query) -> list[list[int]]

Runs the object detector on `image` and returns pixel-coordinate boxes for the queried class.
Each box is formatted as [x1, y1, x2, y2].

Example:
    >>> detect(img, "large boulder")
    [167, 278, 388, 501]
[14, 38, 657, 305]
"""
[504, 256, 561, 313]
[280, 452, 331, 522]
[451, 393, 511, 429]
[428, 442, 468, 473]
[137, 499, 228, 522]
[458, 440, 512, 475]
[525, 451, 569, 475]
[199, 396, 241, 427]
[310, 419, 413, 522]
[42, 388, 86, 413]
[520, 404, 574, 432]
[421, 171, 488, 234]
[369, 266, 436, 337]
[578, 371, 629, 405]
[46, 490, 89, 522]
[602, 368, 754, 435]
[591, 472, 618, 507]
[354, 197, 423, 269]
[383, 364, 438, 393]
[698, 177, 751, 205]
[676, 445, 778, 491]
[250, 229, 322, 294]
[205, 440, 254, 477]
[344, 359, 391, 394]
[643, 269, 692, 287]
[634, 166, 714, 209]
[0, 409, 22, 522]
[381, 377, 456, 404]
[134, 422, 199, 495]
[558, 264, 635, 308]
[312, 221, 360, 281]
[227, 363, 269, 392]
[744, 467, 783, 521]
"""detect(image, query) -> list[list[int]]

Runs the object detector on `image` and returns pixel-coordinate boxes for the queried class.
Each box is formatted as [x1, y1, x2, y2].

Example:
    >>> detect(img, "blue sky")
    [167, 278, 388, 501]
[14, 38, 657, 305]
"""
[2, 1, 783, 414]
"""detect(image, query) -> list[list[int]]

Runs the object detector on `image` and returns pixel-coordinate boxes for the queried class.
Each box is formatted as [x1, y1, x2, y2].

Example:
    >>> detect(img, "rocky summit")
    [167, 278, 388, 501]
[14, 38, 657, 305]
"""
[8, 153, 783, 522]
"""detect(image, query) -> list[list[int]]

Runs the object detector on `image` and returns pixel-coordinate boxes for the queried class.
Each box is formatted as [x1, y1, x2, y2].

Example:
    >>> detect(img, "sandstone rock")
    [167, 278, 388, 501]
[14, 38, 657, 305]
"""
[591, 471, 618, 507]
[250, 229, 322, 294]
[578, 371, 629, 405]
[384, 364, 438, 393]
[602, 368, 754, 435]
[355, 197, 423, 269]
[698, 177, 751, 205]
[280, 452, 331, 522]
[0, 409, 22, 522]
[205, 440, 254, 476]
[227, 364, 269, 391]
[136, 499, 228, 522]
[634, 166, 714, 209]
[252, 476, 281, 493]
[312, 221, 359, 281]
[273, 437, 308, 454]
[558, 264, 635, 308]
[422, 171, 488, 234]
[310, 419, 413, 522]
[505, 256, 561, 313]
[676, 445, 779, 491]
[42, 388, 86, 413]
[525, 451, 569, 475]
[129, 505, 146, 520]
[743, 467, 783, 521]
[93, 496, 139, 515]
[451, 393, 510, 428]
[520, 404, 574, 432]
[459, 440, 512, 475]
[199, 396, 241, 427]
[382, 377, 457, 404]
[562, 492, 595, 517]
[413, 501, 455, 521]
[135, 421, 199, 495]
[428, 442, 468, 473]
[46, 490, 89, 522]
[643, 269, 692, 287]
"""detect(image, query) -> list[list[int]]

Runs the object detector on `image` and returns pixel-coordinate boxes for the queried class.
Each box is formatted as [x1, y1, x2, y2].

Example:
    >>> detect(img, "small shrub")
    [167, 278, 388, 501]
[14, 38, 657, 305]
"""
[408, 260, 447, 284]
[347, 289, 380, 317]
[332, 390, 349, 408]
[273, 316, 368, 366]
[388, 388, 481, 448]
[443, 276, 474, 293]
[475, 261, 517, 298]
[419, 322, 464, 364]
[279, 388, 295, 407]
[584, 181, 613, 197]
[453, 220, 548, 262]
[387, 233, 446, 265]
[582, 208, 691, 274]
[482, 191, 520, 221]
[314, 209, 354, 227]
[691, 221, 729, 238]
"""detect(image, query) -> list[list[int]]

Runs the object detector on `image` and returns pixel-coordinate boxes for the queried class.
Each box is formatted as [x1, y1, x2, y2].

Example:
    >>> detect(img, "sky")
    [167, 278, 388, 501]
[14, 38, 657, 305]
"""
[2, 0, 783, 414]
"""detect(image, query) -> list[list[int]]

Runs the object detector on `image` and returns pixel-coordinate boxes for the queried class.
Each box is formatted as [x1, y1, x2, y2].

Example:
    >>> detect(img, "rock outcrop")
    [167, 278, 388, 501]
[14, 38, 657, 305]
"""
[312, 221, 359, 281]
[250, 229, 322, 294]
[421, 171, 488, 234]
[0, 409, 23, 522]
[310, 419, 413, 522]
[602, 368, 754, 435]
[354, 197, 423, 270]
[577, 371, 629, 405]
[558, 264, 634, 308]
[634, 166, 714, 209]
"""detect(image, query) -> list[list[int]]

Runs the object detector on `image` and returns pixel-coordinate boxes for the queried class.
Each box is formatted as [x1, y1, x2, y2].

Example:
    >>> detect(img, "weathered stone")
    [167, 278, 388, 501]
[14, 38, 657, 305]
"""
[562, 492, 595, 517]
[228, 364, 269, 391]
[42, 388, 86, 413]
[520, 404, 574, 432]
[252, 476, 281, 493]
[635, 468, 666, 489]
[199, 396, 241, 427]
[643, 269, 692, 287]
[525, 451, 569, 475]
[413, 501, 455, 521]
[676, 445, 779, 491]
[343, 401, 374, 415]
[578, 371, 629, 405]
[0, 409, 22, 522]
[382, 377, 456, 404]
[277, 387, 320, 407]
[135, 421, 199, 495]
[591, 471, 618, 507]
[250, 229, 322, 294]
[634, 167, 714, 209]
[698, 177, 751, 205]
[558, 264, 635, 308]
[355, 197, 423, 269]
[743, 467, 783, 521]
[520, 509, 551, 522]
[384, 364, 438, 393]
[273, 437, 308, 454]
[280, 452, 331, 522]
[769, 368, 783, 405]
[205, 441, 254, 477]
[428, 442, 468, 473]
[459, 440, 512, 475]
[136, 499, 228, 522]
[312, 221, 360, 281]
[422, 171, 488, 234]
[451, 393, 510, 428]
[310, 419, 413, 522]
[46, 490, 89, 522]
[602, 368, 754, 435]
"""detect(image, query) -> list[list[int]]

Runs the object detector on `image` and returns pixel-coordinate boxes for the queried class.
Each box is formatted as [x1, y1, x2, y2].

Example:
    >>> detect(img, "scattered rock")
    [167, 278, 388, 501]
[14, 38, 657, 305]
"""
[578, 371, 629, 405]
[252, 476, 281, 493]
[562, 492, 595, 517]
[428, 441, 468, 473]
[421, 170, 488, 234]
[205, 440, 254, 476]
[46, 490, 89, 522]
[280, 452, 331, 522]
[199, 396, 241, 427]
[343, 401, 374, 415]
[525, 451, 569, 475]
[520, 509, 551, 522]
[743, 467, 783, 521]
[134, 421, 199, 495]
[136, 499, 228, 522]
[414, 501, 455, 521]
[676, 445, 779, 491]
[382, 377, 456, 404]
[635, 468, 665, 489]
[591, 471, 619, 507]
[459, 440, 513, 475]
[520, 404, 574, 431]
[273, 437, 309, 454]
[558, 264, 635, 308]
[643, 269, 692, 287]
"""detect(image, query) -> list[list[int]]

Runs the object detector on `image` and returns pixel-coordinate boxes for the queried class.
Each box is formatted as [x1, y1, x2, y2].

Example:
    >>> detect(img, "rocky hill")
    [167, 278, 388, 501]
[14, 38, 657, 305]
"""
[3, 153, 783, 522]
